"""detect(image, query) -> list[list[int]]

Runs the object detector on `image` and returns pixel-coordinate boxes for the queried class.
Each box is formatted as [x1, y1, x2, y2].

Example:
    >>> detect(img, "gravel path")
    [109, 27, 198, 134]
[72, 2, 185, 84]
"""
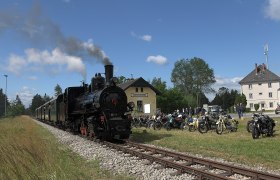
[34, 120, 280, 180]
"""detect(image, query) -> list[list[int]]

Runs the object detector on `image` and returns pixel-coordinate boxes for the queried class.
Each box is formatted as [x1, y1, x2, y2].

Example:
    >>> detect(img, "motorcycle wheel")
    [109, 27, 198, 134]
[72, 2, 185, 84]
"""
[247, 121, 253, 133]
[267, 123, 273, 137]
[188, 125, 196, 132]
[180, 122, 187, 130]
[147, 121, 155, 129]
[154, 122, 162, 130]
[164, 122, 171, 131]
[198, 122, 208, 134]
[216, 122, 223, 135]
[252, 126, 260, 139]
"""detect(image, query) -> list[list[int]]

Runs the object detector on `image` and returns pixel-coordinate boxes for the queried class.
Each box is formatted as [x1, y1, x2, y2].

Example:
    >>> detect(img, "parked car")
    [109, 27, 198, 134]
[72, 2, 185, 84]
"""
[275, 106, 280, 114]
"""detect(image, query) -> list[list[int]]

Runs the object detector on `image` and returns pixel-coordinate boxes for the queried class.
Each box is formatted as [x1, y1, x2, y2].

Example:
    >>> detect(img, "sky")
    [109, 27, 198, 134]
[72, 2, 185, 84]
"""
[1, 0, 280, 107]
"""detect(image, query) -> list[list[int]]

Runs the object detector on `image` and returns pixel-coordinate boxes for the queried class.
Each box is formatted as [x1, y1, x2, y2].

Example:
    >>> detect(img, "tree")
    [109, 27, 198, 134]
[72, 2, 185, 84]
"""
[211, 88, 239, 112]
[151, 77, 166, 94]
[171, 57, 215, 106]
[54, 84, 62, 97]
[235, 93, 247, 107]
[6, 95, 25, 117]
[254, 104, 260, 112]
[29, 94, 45, 114]
[116, 76, 127, 84]
[0, 88, 9, 117]
[43, 93, 51, 102]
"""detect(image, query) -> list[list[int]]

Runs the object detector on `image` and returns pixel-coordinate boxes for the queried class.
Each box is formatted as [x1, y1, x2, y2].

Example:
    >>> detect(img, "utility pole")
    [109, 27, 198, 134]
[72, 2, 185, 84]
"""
[4, 75, 8, 116]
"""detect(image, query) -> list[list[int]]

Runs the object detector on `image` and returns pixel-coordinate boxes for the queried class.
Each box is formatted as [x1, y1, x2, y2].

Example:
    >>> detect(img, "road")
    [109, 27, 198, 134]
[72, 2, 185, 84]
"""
[230, 112, 280, 119]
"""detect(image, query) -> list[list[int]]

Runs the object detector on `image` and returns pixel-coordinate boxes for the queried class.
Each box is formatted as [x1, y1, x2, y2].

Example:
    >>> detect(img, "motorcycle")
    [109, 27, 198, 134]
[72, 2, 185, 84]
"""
[252, 114, 275, 139]
[216, 114, 238, 135]
[247, 113, 261, 133]
[181, 116, 199, 132]
[164, 113, 185, 131]
[198, 113, 217, 133]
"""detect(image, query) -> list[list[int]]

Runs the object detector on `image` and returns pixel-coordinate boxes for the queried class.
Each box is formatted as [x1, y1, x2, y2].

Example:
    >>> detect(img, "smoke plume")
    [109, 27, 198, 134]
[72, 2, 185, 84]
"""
[0, 3, 112, 79]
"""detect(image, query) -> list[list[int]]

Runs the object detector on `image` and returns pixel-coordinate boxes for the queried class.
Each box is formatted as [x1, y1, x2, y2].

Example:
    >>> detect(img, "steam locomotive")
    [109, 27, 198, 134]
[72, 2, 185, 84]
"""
[35, 65, 134, 140]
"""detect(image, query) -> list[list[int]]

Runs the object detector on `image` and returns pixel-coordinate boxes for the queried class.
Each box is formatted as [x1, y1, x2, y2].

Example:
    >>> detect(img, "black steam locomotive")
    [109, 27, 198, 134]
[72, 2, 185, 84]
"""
[35, 65, 134, 140]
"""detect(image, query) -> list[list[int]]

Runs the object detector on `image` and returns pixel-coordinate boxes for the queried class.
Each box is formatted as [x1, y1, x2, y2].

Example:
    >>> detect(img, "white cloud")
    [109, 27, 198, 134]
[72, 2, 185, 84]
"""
[264, 0, 280, 21]
[140, 35, 152, 42]
[131, 31, 152, 42]
[16, 86, 37, 108]
[146, 55, 168, 65]
[6, 48, 86, 79]
[213, 76, 243, 92]
[7, 55, 27, 75]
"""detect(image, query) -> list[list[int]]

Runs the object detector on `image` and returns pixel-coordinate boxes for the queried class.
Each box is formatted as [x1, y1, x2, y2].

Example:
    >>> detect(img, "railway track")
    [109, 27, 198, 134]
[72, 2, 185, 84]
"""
[103, 141, 280, 180]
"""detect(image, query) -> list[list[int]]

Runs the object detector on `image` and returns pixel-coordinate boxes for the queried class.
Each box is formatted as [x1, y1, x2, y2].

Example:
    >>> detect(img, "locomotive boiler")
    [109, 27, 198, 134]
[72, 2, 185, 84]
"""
[35, 64, 134, 140]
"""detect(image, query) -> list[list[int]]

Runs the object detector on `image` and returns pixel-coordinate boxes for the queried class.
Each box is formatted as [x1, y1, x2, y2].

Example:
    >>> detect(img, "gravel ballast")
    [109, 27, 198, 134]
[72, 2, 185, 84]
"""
[34, 120, 280, 180]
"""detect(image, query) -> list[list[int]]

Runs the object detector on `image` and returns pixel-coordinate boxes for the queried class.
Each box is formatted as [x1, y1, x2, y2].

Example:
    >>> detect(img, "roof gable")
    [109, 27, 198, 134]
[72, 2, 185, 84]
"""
[118, 77, 161, 95]
[239, 64, 280, 84]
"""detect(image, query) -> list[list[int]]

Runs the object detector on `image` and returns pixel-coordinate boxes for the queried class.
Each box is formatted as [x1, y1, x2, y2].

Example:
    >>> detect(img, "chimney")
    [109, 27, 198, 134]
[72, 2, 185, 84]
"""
[105, 64, 113, 83]
[255, 63, 258, 74]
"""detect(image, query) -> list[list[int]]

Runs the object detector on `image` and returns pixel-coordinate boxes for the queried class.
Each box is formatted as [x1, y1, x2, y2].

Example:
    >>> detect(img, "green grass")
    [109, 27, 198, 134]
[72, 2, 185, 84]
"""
[0, 116, 131, 180]
[131, 117, 280, 170]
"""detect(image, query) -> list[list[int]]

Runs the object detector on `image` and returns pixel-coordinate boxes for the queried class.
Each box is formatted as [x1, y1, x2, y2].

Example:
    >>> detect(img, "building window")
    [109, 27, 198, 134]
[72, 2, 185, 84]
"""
[249, 84, 252, 89]
[261, 103, 265, 108]
[269, 102, 273, 108]
[141, 87, 143, 92]
[249, 93, 253, 99]
[250, 103, 253, 109]
[258, 83, 262, 86]
[136, 88, 138, 92]
[268, 82, 272, 88]
[259, 92, 262, 96]
[137, 100, 143, 112]
[269, 92, 272, 98]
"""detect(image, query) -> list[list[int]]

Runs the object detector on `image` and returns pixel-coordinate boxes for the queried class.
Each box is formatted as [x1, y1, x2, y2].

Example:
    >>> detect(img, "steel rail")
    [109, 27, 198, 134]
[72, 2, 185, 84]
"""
[126, 141, 280, 180]
[103, 141, 229, 180]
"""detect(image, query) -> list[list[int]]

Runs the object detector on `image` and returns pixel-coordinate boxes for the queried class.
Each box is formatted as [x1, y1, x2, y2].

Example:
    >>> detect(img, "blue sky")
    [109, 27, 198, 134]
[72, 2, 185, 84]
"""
[1, 0, 280, 107]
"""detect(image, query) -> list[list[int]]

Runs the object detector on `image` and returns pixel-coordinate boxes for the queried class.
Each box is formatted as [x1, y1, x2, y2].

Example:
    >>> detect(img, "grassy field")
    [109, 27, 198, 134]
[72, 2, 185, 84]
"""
[131, 117, 280, 170]
[0, 116, 130, 180]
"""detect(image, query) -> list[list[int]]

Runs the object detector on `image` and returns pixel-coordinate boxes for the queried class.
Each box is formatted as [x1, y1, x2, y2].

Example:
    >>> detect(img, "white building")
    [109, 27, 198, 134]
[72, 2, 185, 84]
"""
[239, 63, 280, 111]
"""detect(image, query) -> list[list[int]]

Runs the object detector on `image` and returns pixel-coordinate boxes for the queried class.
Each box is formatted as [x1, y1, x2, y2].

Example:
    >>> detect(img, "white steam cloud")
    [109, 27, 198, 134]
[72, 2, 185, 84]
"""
[7, 48, 86, 79]
[0, 3, 111, 79]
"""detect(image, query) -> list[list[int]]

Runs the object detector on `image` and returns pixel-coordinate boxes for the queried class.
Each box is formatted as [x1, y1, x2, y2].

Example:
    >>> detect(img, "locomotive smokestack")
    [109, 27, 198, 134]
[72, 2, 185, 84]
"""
[105, 64, 113, 83]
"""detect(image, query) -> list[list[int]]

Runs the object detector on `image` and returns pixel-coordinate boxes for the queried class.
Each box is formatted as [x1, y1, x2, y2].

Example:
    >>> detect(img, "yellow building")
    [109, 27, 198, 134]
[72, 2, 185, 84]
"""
[118, 77, 160, 117]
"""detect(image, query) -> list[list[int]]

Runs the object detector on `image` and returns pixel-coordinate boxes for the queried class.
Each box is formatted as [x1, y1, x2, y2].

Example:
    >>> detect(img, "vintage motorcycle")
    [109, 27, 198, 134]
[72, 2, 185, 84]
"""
[164, 113, 185, 131]
[252, 114, 275, 139]
[216, 114, 238, 134]
[247, 113, 261, 133]
[182, 117, 199, 132]
[198, 113, 218, 133]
